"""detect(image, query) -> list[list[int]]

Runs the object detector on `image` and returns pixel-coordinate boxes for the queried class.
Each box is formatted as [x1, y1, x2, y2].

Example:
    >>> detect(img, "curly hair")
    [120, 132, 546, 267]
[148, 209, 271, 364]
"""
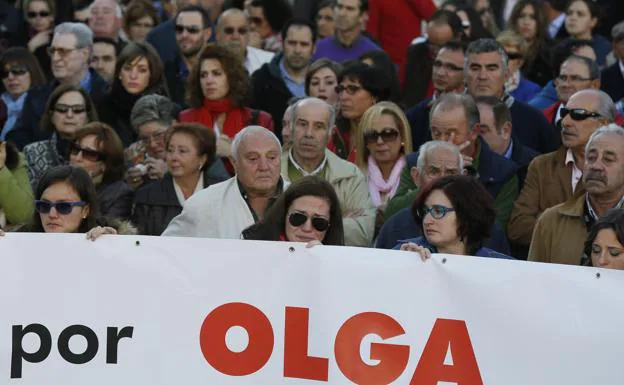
[187, 43, 250, 108]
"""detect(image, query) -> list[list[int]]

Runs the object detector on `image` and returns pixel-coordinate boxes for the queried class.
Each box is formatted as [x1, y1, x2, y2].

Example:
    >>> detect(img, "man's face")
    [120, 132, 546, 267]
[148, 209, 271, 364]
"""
[478, 103, 510, 155]
[334, 0, 361, 32]
[432, 48, 465, 93]
[466, 52, 506, 98]
[175, 11, 211, 58]
[427, 23, 454, 57]
[216, 12, 250, 57]
[234, 132, 281, 195]
[50, 33, 89, 83]
[430, 105, 477, 155]
[90, 42, 116, 82]
[249, 6, 272, 38]
[283, 26, 314, 72]
[412, 146, 462, 187]
[555, 60, 596, 103]
[613, 37, 624, 62]
[561, 92, 608, 151]
[89, 0, 120, 38]
[292, 101, 331, 165]
[583, 132, 624, 197]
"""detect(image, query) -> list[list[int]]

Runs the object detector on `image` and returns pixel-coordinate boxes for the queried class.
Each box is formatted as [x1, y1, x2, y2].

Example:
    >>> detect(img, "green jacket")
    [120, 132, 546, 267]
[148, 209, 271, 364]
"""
[281, 150, 376, 247]
[0, 153, 34, 226]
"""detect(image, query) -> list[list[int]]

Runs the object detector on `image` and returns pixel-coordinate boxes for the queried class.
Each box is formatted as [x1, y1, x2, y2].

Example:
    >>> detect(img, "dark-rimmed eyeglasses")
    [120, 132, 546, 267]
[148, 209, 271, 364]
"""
[27, 11, 51, 18]
[53, 104, 87, 114]
[419, 204, 455, 220]
[288, 212, 330, 232]
[223, 26, 248, 35]
[175, 24, 202, 34]
[364, 128, 400, 144]
[35, 199, 87, 215]
[1, 66, 28, 79]
[70, 143, 106, 162]
[557, 74, 593, 83]
[560, 107, 603, 121]
[335, 84, 362, 95]
[47, 46, 78, 58]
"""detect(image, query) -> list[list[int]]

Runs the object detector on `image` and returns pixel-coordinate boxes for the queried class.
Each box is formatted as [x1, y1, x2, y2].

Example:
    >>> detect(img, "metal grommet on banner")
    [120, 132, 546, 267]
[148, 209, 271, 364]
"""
[135, 240, 141, 246]
[442, 258, 447, 264]
[289, 247, 295, 253]
[596, 272, 601, 279]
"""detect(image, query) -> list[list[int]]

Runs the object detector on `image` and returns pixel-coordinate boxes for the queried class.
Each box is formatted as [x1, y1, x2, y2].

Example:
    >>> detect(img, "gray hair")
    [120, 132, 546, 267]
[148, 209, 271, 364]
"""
[571, 89, 616, 122]
[562, 55, 600, 81]
[130, 95, 178, 132]
[216, 8, 246, 31]
[417, 140, 464, 172]
[465, 38, 508, 74]
[585, 124, 624, 154]
[54, 22, 94, 49]
[430, 93, 480, 132]
[290, 97, 336, 135]
[231, 126, 281, 162]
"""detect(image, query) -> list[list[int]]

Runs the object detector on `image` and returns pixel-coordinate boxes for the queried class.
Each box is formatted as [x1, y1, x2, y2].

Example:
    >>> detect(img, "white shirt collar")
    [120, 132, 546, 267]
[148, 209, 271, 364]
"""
[565, 148, 583, 193]
[288, 149, 327, 177]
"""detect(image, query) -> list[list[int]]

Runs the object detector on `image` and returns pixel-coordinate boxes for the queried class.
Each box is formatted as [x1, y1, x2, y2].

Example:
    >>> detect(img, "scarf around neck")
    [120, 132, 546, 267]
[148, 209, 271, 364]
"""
[367, 156, 406, 208]
[199, 98, 246, 138]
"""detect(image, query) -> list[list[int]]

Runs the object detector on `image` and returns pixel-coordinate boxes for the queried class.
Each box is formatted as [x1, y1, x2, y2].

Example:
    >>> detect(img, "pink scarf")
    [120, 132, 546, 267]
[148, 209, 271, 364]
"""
[367, 156, 406, 208]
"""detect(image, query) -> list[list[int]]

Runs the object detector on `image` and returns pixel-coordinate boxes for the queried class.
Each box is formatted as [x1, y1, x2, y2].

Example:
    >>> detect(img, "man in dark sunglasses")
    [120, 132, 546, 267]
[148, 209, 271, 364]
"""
[215, 8, 273, 75]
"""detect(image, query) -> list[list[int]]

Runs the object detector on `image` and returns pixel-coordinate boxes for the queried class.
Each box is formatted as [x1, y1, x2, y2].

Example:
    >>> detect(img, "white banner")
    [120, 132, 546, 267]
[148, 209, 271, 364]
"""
[1, 233, 623, 384]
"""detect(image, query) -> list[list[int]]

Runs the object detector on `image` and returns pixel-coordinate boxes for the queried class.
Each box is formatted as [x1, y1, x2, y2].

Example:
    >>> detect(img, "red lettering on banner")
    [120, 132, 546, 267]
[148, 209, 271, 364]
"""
[335, 312, 410, 385]
[283, 307, 329, 381]
[199, 302, 274, 376]
[410, 319, 483, 385]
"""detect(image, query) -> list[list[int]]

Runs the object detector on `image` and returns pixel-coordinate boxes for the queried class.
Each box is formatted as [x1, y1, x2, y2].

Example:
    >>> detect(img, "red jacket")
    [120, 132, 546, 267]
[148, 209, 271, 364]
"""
[367, 0, 436, 70]
[178, 107, 274, 138]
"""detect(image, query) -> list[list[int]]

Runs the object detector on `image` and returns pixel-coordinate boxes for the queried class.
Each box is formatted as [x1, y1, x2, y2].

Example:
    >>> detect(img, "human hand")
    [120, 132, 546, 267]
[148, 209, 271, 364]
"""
[446, 132, 473, 167]
[216, 135, 232, 158]
[125, 166, 145, 189]
[28, 31, 51, 52]
[399, 242, 432, 261]
[305, 240, 322, 248]
[145, 157, 167, 179]
[85, 226, 118, 241]
[0, 229, 5, 237]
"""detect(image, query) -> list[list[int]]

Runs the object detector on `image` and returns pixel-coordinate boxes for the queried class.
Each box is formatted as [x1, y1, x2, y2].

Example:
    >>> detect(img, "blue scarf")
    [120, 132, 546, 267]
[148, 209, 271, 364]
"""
[0, 92, 27, 140]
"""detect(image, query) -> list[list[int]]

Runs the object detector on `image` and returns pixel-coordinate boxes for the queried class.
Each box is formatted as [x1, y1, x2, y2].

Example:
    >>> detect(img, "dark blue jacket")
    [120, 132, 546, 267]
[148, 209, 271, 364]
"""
[376, 207, 511, 254]
[510, 139, 538, 189]
[393, 236, 515, 260]
[509, 99, 557, 154]
[510, 77, 541, 104]
[601, 62, 624, 104]
[529, 80, 557, 110]
[405, 96, 433, 151]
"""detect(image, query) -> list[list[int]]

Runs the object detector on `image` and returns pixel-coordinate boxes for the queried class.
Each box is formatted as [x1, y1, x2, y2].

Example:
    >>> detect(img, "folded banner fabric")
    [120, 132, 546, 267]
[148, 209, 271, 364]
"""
[1, 233, 623, 384]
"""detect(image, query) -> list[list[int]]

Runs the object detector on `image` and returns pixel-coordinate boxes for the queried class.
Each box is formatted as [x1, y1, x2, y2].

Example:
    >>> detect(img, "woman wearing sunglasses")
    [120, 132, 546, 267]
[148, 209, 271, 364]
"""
[242, 176, 344, 246]
[99, 42, 169, 148]
[395, 175, 513, 260]
[496, 31, 541, 103]
[331, 62, 392, 162]
[0, 47, 47, 140]
[355, 102, 412, 234]
[69, 122, 133, 220]
[23, 84, 98, 187]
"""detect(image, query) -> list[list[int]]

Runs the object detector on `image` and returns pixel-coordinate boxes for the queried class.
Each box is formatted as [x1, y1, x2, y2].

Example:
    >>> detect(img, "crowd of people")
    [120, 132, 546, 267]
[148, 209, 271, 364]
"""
[1, 0, 624, 270]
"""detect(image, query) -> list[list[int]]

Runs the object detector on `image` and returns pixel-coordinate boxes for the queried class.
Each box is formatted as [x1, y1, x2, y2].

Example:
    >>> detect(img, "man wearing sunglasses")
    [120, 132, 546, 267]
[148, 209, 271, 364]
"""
[529, 124, 624, 265]
[281, 97, 375, 247]
[509, 89, 616, 257]
[215, 8, 273, 75]
[6, 22, 107, 150]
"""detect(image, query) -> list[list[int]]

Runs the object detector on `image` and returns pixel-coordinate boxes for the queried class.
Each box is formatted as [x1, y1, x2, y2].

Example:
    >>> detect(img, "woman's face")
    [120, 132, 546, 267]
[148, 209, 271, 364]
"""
[51, 91, 89, 137]
[120, 56, 151, 95]
[316, 6, 335, 39]
[38, 181, 89, 233]
[2, 63, 32, 99]
[26, 0, 54, 33]
[515, 4, 537, 42]
[285, 195, 331, 243]
[69, 134, 106, 182]
[591, 228, 624, 270]
[129, 15, 155, 42]
[503, 44, 524, 74]
[308, 67, 338, 106]
[200, 58, 230, 101]
[166, 132, 207, 179]
[565, 1, 596, 38]
[421, 189, 460, 249]
[365, 113, 403, 165]
[456, 10, 472, 38]
[338, 78, 376, 121]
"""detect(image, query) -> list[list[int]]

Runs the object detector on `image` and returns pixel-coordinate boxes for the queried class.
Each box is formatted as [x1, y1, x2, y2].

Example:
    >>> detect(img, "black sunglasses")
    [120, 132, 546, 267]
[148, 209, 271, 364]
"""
[70, 143, 106, 162]
[335, 84, 362, 95]
[175, 24, 202, 34]
[53, 104, 87, 114]
[506, 52, 523, 60]
[223, 26, 248, 35]
[560, 107, 603, 121]
[35, 199, 87, 215]
[27, 11, 51, 18]
[288, 212, 330, 232]
[1, 66, 28, 79]
[364, 128, 400, 144]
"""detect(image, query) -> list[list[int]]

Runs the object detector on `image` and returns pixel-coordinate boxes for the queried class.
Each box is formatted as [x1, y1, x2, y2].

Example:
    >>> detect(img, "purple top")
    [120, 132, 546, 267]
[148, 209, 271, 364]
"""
[312, 35, 381, 63]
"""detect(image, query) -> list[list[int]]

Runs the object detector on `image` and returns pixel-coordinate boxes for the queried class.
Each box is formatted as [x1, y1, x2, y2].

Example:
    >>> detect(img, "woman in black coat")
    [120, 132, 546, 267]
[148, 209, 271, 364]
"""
[132, 123, 228, 236]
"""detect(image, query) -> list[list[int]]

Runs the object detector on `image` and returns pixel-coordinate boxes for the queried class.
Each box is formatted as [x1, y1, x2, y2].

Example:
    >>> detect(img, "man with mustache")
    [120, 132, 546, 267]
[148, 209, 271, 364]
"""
[509, 89, 615, 257]
[281, 97, 375, 246]
[529, 123, 624, 265]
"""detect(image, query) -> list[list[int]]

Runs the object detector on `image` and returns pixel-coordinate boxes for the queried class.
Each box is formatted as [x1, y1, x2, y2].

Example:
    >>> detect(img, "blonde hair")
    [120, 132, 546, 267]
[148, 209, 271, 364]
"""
[355, 101, 413, 173]
[496, 30, 528, 57]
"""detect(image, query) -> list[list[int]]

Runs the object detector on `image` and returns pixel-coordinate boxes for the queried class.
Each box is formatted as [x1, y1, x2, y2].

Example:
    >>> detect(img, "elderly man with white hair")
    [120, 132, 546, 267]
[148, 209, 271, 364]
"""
[163, 126, 285, 239]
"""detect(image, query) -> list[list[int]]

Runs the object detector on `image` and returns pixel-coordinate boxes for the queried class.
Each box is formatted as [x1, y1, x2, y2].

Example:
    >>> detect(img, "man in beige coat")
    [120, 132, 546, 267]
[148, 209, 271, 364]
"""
[508, 89, 616, 256]
[282, 97, 375, 247]
[528, 124, 624, 265]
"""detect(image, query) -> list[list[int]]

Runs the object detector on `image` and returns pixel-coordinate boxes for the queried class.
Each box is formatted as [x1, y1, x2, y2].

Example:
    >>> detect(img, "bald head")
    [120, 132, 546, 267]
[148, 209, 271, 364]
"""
[569, 89, 616, 123]
[216, 8, 249, 56]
